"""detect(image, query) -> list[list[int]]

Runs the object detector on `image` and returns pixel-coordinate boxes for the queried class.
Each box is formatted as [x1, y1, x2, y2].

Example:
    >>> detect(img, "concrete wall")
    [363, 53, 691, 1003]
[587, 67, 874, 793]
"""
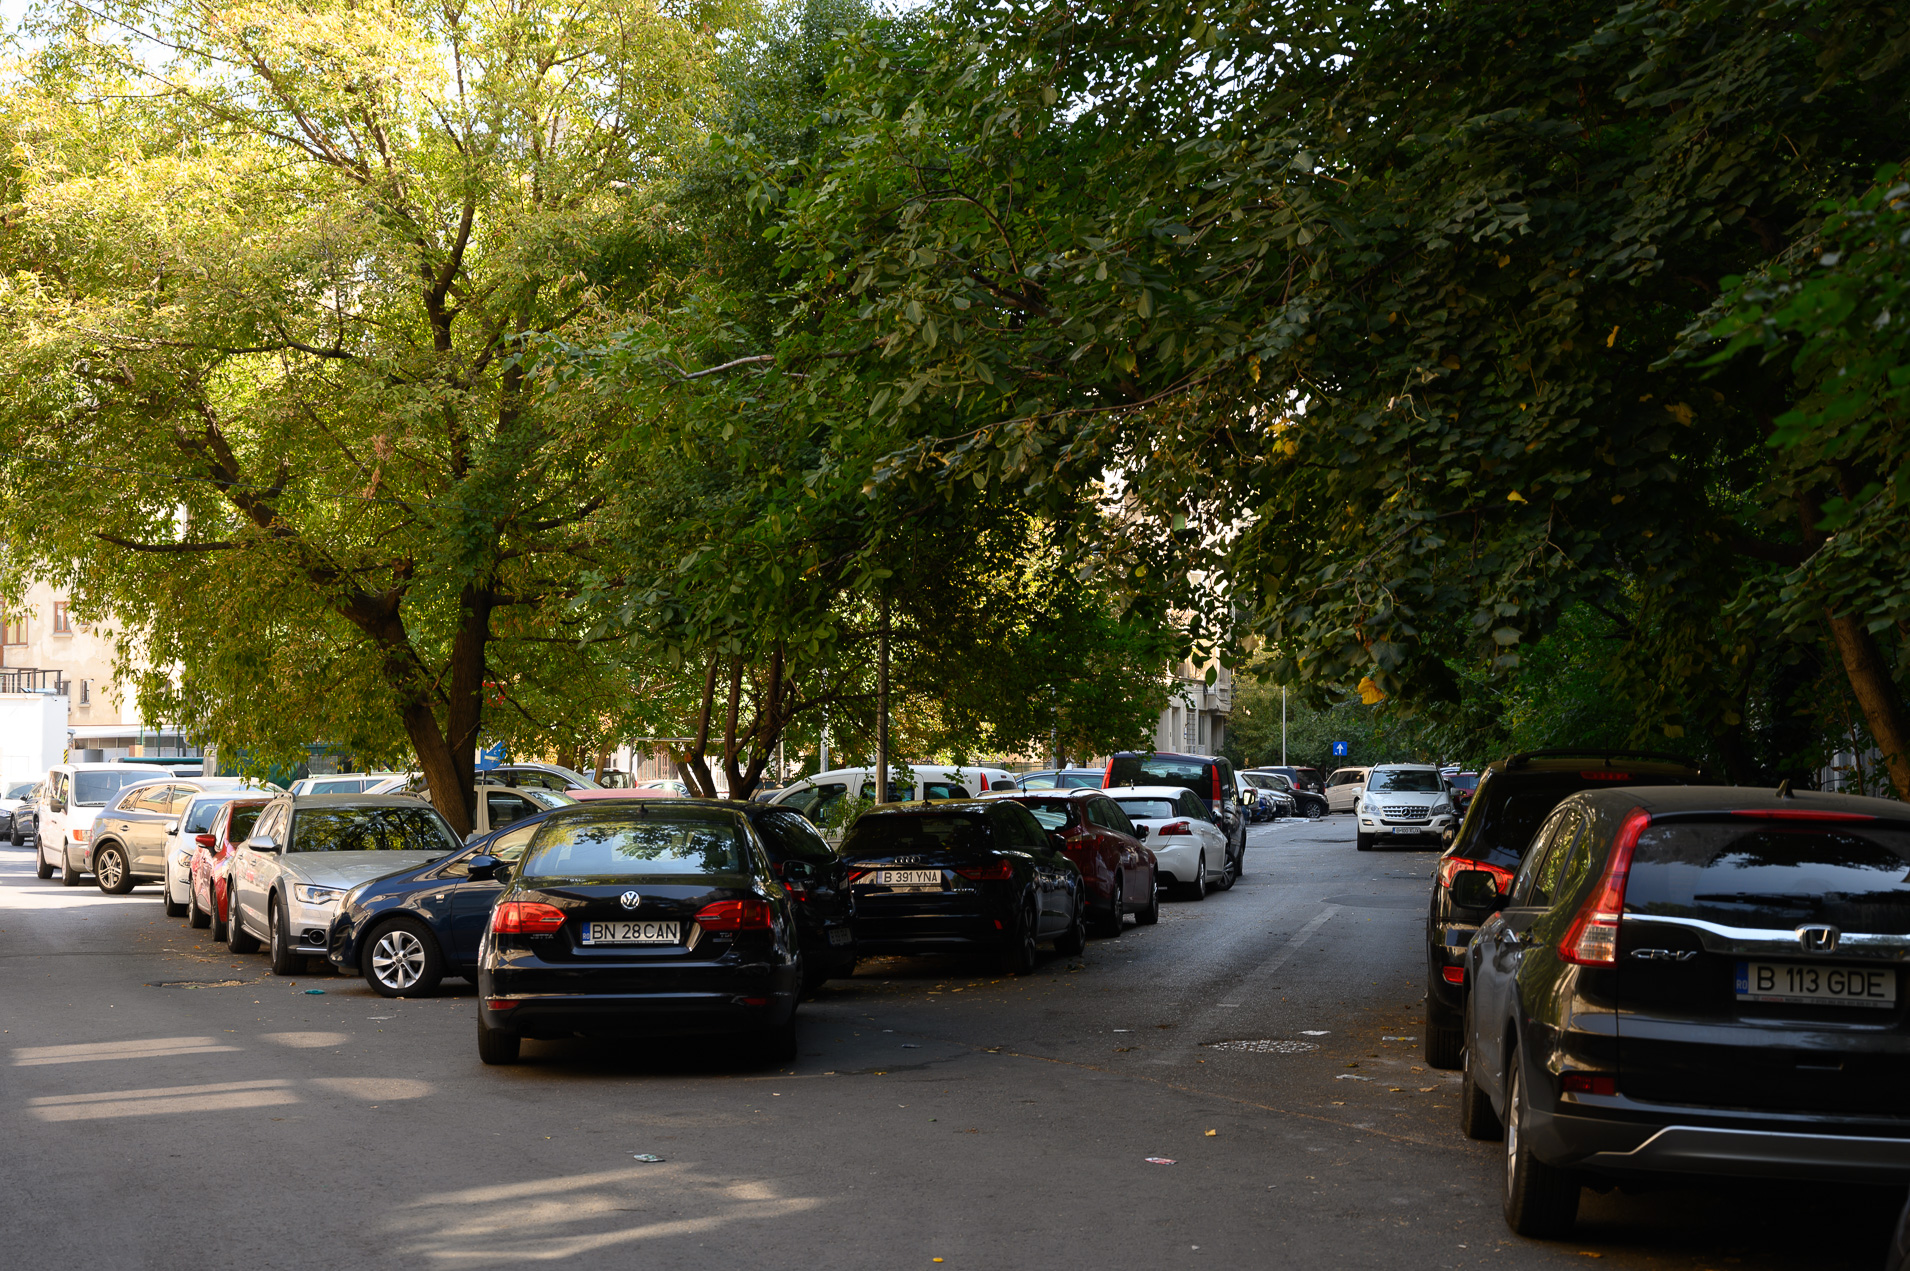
[1, 580, 125, 729]
[0, 692, 71, 789]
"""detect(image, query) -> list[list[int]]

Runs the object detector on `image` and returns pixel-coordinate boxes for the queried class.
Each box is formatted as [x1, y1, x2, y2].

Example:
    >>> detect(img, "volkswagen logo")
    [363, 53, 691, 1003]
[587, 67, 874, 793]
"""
[1797, 924, 1840, 953]
[619, 890, 642, 911]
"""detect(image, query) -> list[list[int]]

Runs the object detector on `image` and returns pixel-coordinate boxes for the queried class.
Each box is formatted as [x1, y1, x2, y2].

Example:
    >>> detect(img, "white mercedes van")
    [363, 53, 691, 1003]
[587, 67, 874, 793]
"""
[36, 762, 161, 886]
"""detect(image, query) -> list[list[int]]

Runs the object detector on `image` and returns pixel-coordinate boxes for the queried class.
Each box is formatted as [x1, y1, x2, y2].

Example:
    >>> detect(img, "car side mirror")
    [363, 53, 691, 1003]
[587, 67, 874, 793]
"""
[1450, 869, 1504, 910]
[245, 835, 279, 853]
[165, 821, 180, 835]
[1134, 824, 1150, 840]
[467, 854, 500, 882]
[1045, 830, 1069, 853]
[49, 797, 65, 813]
[781, 860, 817, 882]
[193, 833, 216, 849]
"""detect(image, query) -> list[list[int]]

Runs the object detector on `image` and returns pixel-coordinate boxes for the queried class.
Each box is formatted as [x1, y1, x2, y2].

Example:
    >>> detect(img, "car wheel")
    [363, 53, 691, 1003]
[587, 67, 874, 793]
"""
[1186, 853, 1209, 901]
[1092, 876, 1124, 938]
[477, 1016, 521, 1066]
[60, 847, 84, 886]
[364, 918, 443, 997]
[1426, 997, 1464, 1070]
[209, 883, 229, 943]
[268, 898, 303, 976]
[1219, 853, 1237, 891]
[227, 884, 259, 952]
[1460, 1024, 1503, 1140]
[1355, 833, 1373, 851]
[996, 902, 1038, 975]
[95, 845, 134, 895]
[1055, 895, 1088, 956]
[1307, 803, 1324, 821]
[10, 821, 23, 847]
[1134, 870, 1160, 925]
[1501, 1047, 1580, 1237]
[1232, 834, 1246, 880]
[187, 879, 211, 929]
[35, 844, 53, 879]
[163, 868, 188, 917]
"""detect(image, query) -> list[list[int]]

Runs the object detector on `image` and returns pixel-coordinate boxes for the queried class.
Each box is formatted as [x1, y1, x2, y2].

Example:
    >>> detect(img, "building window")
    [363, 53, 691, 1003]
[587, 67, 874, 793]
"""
[79, 678, 90, 705]
[52, 602, 72, 635]
[2, 618, 23, 646]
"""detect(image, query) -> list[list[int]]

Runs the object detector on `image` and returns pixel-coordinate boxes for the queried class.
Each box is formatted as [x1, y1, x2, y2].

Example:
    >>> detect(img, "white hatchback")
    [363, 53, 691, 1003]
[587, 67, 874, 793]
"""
[1106, 785, 1233, 899]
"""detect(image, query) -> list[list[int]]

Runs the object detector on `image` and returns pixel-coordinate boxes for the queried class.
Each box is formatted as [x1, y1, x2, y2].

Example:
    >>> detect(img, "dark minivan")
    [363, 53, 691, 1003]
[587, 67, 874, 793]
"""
[475, 803, 803, 1067]
[1104, 752, 1246, 881]
[1424, 750, 1711, 1067]
[1462, 785, 1910, 1237]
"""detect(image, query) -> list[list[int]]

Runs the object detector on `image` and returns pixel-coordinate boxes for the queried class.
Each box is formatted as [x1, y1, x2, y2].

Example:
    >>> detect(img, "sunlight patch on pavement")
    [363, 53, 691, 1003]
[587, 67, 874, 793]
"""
[310, 1077, 433, 1100]
[26, 1078, 296, 1121]
[260, 1031, 352, 1048]
[13, 1036, 240, 1066]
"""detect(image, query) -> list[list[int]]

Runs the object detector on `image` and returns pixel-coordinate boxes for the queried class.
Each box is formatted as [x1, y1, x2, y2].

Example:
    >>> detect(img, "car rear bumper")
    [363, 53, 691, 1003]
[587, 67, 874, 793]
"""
[479, 990, 797, 1040]
[1532, 1099, 1910, 1184]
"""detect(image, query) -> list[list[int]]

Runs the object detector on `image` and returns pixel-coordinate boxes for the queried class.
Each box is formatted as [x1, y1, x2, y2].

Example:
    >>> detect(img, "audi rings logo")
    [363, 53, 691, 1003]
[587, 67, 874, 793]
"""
[1796, 924, 1839, 953]
[619, 890, 642, 911]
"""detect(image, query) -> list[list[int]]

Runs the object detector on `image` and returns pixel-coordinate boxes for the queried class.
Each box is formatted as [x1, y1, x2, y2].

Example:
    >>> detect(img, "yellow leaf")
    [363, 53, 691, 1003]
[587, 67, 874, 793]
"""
[1606, 325, 1619, 347]
[1441, 355, 1461, 370]
[1496, 254, 1510, 267]
[1249, 355, 1261, 384]
[1666, 402, 1695, 425]
[1507, 491, 1527, 504]
[1611, 495, 1625, 505]
[1358, 676, 1387, 705]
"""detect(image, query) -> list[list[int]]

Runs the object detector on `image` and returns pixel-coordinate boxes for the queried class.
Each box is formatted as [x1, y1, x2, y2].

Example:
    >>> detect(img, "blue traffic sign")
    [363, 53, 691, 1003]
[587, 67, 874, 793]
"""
[1331, 741, 1349, 757]
[476, 741, 507, 771]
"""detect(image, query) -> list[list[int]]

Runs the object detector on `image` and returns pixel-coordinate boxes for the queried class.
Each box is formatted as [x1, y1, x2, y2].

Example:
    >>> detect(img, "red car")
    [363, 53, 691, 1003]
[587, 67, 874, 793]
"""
[988, 789, 1159, 936]
[188, 798, 269, 941]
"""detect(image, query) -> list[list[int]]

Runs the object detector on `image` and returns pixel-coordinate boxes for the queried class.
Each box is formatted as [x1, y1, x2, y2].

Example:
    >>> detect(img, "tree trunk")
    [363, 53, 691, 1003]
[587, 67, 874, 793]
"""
[875, 593, 890, 801]
[1825, 611, 1910, 800]
[682, 655, 721, 798]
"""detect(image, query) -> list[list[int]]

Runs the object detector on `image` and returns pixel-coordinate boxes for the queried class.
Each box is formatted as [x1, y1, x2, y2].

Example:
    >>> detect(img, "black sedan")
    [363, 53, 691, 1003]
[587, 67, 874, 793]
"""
[475, 801, 804, 1067]
[1462, 784, 1910, 1238]
[841, 799, 1086, 974]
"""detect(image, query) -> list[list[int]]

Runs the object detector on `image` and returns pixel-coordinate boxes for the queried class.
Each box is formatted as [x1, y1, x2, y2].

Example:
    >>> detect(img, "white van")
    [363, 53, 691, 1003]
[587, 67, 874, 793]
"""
[768, 765, 1013, 826]
[35, 762, 164, 885]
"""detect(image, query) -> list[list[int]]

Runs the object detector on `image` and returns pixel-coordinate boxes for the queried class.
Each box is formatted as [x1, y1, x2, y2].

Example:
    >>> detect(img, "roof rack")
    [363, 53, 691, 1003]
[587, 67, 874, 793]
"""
[1504, 749, 1703, 771]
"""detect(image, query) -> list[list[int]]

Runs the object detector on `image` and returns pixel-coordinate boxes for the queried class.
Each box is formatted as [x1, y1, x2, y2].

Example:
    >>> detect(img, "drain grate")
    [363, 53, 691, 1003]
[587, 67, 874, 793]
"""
[1203, 1039, 1319, 1054]
[145, 979, 252, 989]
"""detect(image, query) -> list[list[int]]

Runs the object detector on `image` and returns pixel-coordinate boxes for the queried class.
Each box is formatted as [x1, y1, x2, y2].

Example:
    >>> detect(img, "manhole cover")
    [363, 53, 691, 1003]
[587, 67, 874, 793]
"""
[1203, 1039, 1319, 1054]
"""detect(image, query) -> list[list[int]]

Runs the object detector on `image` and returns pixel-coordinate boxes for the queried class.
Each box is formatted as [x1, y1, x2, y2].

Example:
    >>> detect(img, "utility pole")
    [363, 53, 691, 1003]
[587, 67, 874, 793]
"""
[1282, 686, 1288, 767]
[874, 593, 890, 800]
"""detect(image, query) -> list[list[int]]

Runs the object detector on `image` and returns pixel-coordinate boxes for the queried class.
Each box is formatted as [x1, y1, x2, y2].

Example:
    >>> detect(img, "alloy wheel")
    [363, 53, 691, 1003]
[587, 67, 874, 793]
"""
[1505, 1063, 1522, 1191]
[371, 928, 427, 991]
[96, 850, 121, 891]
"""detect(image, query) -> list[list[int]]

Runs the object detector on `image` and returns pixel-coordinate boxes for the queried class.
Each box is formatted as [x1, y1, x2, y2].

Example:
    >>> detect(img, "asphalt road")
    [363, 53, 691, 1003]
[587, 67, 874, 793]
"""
[0, 817, 1900, 1269]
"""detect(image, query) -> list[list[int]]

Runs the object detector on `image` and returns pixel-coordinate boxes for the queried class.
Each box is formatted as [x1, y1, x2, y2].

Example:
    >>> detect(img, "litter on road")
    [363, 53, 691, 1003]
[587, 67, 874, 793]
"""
[631, 1154, 665, 1162]
[1145, 1157, 1176, 1165]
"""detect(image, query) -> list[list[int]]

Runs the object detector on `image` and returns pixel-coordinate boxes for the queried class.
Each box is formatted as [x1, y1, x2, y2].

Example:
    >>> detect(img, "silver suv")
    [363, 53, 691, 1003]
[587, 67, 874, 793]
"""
[1355, 764, 1457, 851]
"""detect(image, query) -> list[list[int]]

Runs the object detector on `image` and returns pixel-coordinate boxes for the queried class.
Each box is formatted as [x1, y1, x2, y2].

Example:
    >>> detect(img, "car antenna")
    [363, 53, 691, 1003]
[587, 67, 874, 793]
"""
[1776, 779, 1794, 800]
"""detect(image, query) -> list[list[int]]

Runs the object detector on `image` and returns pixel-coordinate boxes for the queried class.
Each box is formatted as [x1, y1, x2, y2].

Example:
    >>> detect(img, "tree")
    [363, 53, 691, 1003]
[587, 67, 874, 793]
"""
[0, 0, 736, 829]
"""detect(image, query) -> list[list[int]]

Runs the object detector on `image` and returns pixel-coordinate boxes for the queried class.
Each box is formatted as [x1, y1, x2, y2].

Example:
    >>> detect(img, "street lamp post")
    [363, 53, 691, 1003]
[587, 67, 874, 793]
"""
[1281, 686, 1287, 767]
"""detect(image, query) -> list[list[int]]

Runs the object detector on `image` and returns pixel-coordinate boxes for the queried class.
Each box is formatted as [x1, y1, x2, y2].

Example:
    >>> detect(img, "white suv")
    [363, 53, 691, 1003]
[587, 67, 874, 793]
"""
[1354, 764, 1458, 851]
[36, 763, 162, 886]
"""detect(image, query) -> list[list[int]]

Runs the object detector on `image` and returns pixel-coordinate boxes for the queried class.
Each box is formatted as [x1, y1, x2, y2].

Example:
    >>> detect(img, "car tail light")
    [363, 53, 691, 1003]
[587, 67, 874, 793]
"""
[1212, 767, 1222, 803]
[1579, 771, 1631, 781]
[485, 999, 517, 1010]
[1102, 758, 1114, 787]
[1560, 1073, 1616, 1096]
[1560, 807, 1650, 966]
[1436, 858, 1515, 895]
[695, 898, 775, 932]
[1157, 820, 1191, 836]
[491, 901, 567, 934]
[979, 774, 990, 791]
[1441, 966, 1465, 984]
[955, 860, 1013, 881]
[1728, 809, 1876, 822]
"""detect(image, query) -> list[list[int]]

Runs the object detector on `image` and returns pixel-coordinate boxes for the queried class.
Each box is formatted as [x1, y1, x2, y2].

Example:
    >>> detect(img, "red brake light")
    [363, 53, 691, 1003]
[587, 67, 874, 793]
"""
[1728, 809, 1876, 822]
[1560, 1073, 1616, 1096]
[1157, 820, 1191, 836]
[1102, 758, 1114, 787]
[491, 901, 567, 935]
[979, 774, 990, 791]
[955, 860, 1013, 881]
[1579, 771, 1631, 781]
[1436, 858, 1515, 894]
[694, 898, 775, 932]
[1560, 808, 1650, 966]
[1441, 966, 1466, 985]
[1212, 767, 1222, 802]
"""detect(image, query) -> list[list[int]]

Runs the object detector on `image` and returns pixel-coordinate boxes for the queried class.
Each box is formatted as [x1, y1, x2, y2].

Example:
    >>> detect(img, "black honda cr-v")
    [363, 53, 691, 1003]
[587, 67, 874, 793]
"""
[1461, 784, 1910, 1237]
[1423, 750, 1712, 1068]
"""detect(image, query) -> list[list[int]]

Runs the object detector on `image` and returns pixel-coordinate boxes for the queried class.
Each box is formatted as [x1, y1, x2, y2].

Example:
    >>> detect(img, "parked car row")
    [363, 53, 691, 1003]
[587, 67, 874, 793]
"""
[1421, 749, 1910, 1238]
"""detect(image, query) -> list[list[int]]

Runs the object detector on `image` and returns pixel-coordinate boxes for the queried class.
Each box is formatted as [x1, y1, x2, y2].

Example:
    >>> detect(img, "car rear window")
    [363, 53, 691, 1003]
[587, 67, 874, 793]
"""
[1466, 773, 1700, 866]
[521, 811, 747, 879]
[844, 813, 989, 855]
[183, 798, 231, 834]
[1625, 822, 1910, 933]
[1056, 772, 1103, 789]
[1108, 755, 1212, 797]
[289, 807, 458, 853]
[1115, 797, 1178, 820]
[1015, 800, 1073, 831]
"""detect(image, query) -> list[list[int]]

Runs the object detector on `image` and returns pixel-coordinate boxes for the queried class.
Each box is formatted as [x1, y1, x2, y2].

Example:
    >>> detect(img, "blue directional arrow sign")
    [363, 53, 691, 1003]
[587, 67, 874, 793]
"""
[476, 741, 507, 771]
[1331, 740, 1349, 757]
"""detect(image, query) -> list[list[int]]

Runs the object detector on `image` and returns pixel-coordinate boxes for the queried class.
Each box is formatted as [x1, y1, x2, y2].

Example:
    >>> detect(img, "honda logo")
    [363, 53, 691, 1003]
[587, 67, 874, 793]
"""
[1796, 924, 1839, 953]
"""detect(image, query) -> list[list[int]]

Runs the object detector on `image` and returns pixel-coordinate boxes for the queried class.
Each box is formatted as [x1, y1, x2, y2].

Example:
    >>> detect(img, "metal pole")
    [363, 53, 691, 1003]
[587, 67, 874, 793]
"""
[1281, 686, 1287, 767]
[875, 593, 890, 800]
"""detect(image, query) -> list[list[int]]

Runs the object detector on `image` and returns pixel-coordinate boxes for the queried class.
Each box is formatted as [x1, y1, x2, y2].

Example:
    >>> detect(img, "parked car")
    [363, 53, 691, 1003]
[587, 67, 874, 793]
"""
[287, 772, 405, 796]
[473, 801, 805, 1066]
[989, 788, 1159, 935]
[1444, 769, 1481, 812]
[769, 765, 1014, 825]
[225, 794, 463, 975]
[35, 762, 174, 885]
[394, 782, 576, 834]
[1323, 766, 1371, 813]
[160, 787, 272, 915]
[8, 780, 41, 846]
[1103, 752, 1247, 881]
[1017, 769, 1107, 791]
[1423, 750, 1712, 1069]
[840, 799, 1086, 974]
[87, 775, 264, 895]
[1354, 763, 1460, 852]
[1106, 785, 1233, 899]
[0, 780, 34, 843]
[1244, 769, 1327, 819]
[188, 798, 270, 940]
[1237, 771, 1297, 821]
[1460, 784, 1910, 1238]
[1255, 764, 1325, 795]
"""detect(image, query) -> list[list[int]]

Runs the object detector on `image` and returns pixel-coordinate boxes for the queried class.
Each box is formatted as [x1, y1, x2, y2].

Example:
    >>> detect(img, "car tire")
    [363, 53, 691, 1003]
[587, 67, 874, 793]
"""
[60, 848, 84, 886]
[11, 822, 24, 847]
[187, 879, 211, 929]
[1306, 802, 1324, 821]
[477, 1016, 521, 1066]
[1219, 854, 1237, 891]
[1232, 834, 1246, 880]
[227, 884, 260, 952]
[1460, 1040, 1503, 1141]
[1185, 853, 1209, 901]
[1355, 833, 1373, 852]
[1502, 1048, 1580, 1237]
[94, 844, 134, 895]
[1134, 870, 1160, 926]
[996, 902, 1038, 975]
[35, 845, 53, 879]
[1426, 998, 1464, 1070]
[364, 917, 444, 997]
[268, 898, 304, 976]
[1092, 876, 1124, 938]
[163, 870, 188, 917]
[1055, 896, 1088, 956]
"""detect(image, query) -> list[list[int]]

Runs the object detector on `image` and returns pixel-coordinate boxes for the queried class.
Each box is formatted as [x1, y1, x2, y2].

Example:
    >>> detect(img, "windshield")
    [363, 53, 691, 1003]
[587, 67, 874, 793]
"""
[6, 782, 32, 799]
[1447, 773, 1480, 791]
[288, 806, 458, 853]
[523, 788, 576, 809]
[1115, 798, 1179, 821]
[844, 813, 990, 855]
[1369, 769, 1443, 793]
[1108, 755, 1214, 798]
[74, 771, 146, 806]
[520, 811, 746, 879]
[183, 797, 232, 834]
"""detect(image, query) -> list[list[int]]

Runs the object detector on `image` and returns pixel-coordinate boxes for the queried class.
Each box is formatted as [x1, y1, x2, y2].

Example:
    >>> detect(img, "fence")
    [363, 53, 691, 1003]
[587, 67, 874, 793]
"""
[0, 668, 68, 696]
